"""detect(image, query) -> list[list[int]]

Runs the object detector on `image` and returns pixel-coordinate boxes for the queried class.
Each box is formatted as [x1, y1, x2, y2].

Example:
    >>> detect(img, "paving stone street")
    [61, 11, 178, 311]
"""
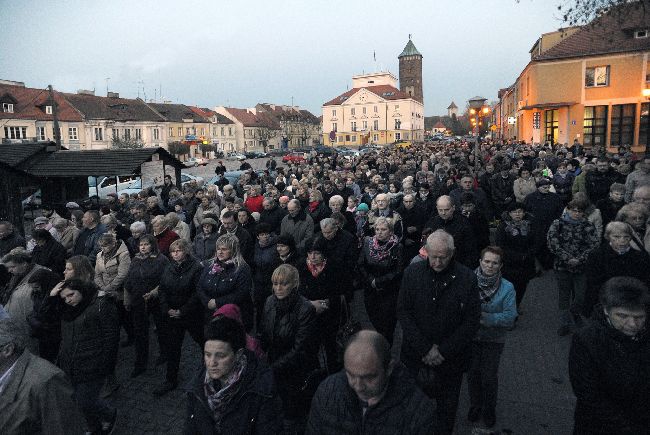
[110, 267, 575, 435]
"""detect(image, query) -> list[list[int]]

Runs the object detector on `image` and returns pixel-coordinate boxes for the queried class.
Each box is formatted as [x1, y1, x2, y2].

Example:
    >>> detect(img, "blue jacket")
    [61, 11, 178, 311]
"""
[475, 278, 518, 343]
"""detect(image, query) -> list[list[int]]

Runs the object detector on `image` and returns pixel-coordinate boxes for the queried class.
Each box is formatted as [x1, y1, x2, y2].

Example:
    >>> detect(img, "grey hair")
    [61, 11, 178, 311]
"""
[604, 221, 633, 240]
[165, 212, 180, 227]
[52, 217, 69, 229]
[0, 318, 27, 353]
[328, 195, 344, 206]
[320, 218, 338, 231]
[426, 229, 455, 252]
[373, 216, 394, 232]
[130, 221, 146, 233]
[151, 215, 168, 227]
[616, 203, 650, 222]
[100, 214, 118, 228]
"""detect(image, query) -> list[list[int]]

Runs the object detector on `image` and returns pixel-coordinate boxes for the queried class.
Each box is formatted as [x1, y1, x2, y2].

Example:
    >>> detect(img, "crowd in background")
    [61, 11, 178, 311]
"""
[1, 137, 649, 434]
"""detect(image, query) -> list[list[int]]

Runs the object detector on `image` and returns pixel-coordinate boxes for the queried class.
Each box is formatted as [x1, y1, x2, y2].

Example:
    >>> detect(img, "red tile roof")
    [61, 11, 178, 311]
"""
[534, 3, 650, 61]
[323, 85, 412, 106]
[0, 84, 83, 122]
[433, 121, 446, 129]
[225, 107, 280, 129]
[189, 106, 234, 124]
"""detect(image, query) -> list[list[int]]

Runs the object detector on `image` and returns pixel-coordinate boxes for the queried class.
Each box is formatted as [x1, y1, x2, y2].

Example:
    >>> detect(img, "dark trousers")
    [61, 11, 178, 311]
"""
[316, 309, 341, 374]
[163, 317, 204, 383]
[38, 337, 60, 363]
[420, 370, 463, 435]
[117, 300, 134, 342]
[364, 288, 398, 344]
[131, 298, 166, 370]
[73, 377, 114, 432]
[468, 341, 505, 415]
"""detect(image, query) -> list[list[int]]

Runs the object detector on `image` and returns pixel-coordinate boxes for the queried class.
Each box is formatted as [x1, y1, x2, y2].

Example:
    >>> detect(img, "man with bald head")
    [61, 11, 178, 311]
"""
[397, 230, 481, 435]
[306, 330, 435, 435]
[424, 195, 478, 268]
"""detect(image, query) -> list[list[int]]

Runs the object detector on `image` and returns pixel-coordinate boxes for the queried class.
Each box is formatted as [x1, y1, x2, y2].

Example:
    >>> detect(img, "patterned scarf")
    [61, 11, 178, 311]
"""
[504, 218, 530, 237]
[475, 266, 501, 303]
[368, 235, 399, 261]
[209, 259, 235, 275]
[204, 351, 247, 432]
[307, 258, 327, 277]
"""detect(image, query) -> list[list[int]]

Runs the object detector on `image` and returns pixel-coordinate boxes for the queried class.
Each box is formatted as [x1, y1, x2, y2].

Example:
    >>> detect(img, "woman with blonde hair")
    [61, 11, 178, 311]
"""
[196, 233, 253, 329]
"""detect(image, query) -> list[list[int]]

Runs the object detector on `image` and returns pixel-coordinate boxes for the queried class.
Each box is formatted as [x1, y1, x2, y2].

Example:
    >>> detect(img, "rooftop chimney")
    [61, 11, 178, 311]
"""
[77, 89, 95, 95]
[107, 91, 120, 98]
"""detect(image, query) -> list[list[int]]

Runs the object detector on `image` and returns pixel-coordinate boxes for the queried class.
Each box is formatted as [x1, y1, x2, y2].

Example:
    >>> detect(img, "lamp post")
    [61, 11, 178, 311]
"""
[468, 96, 490, 170]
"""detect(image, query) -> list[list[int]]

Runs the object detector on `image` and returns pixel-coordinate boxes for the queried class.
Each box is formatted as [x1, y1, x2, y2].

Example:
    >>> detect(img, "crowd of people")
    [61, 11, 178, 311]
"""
[0, 137, 649, 434]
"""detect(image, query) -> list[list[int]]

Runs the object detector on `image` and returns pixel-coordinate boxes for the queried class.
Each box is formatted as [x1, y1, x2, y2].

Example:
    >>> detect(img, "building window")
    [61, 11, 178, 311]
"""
[373, 120, 379, 130]
[585, 66, 610, 87]
[635, 29, 648, 38]
[583, 106, 608, 147]
[351, 108, 355, 116]
[45, 105, 53, 114]
[544, 110, 559, 145]
[178, 127, 182, 137]
[339, 135, 344, 142]
[640, 103, 650, 149]
[332, 123, 337, 132]
[362, 107, 366, 115]
[36, 126, 46, 141]
[395, 132, 401, 140]
[221, 127, 225, 135]
[185, 128, 191, 136]
[395, 105, 399, 110]
[373, 134, 379, 142]
[4, 126, 27, 139]
[94, 127, 103, 141]
[395, 119, 401, 130]
[610, 104, 635, 147]
[362, 120, 367, 130]
[2, 103, 14, 113]
[200, 127, 205, 136]
[153, 128, 160, 140]
[228, 127, 232, 136]
[351, 135, 356, 142]
[351, 121, 357, 132]
[374, 106, 378, 113]
[124, 129, 131, 140]
[68, 127, 78, 140]
[169, 127, 174, 137]
[112, 128, 119, 139]
[332, 109, 336, 117]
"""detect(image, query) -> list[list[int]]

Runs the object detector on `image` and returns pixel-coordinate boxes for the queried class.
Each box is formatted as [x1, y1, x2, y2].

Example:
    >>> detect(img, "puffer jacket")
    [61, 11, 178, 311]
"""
[56, 293, 119, 383]
[305, 364, 436, 435]
[158, 255, 203, 317]
[569, 309, 650, 434]
[197, 260, 253, 327]
[260, 292, 317, 383]
[94, 241, 131, 300]
[183, 350, 283, 435]
[475, 278, 518, 343]
[547, 215, 600, 272]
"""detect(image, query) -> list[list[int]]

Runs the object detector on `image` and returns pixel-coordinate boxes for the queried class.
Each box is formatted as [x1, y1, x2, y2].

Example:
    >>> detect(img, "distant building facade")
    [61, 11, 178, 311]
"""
[447, 101, 458, 118]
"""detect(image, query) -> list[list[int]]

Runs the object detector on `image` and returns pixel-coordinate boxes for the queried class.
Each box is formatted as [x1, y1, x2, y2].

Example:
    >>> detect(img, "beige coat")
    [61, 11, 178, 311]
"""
[174, 220, 191, 242]
[0, 350, 84, 434]
[94, 240, 131, 300]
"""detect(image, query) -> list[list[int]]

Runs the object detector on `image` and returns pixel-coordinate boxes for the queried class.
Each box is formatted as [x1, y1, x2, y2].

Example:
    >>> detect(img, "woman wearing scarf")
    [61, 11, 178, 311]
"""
[615, 202, 649, 252]
[261, 264, 318, 434]
[357, 217, 403, 344]
[467, 246, 517, 429]
[251, 223, 278, 332]
[197, 233, 253, 330]
[47, 278, 119, 434]
[123, 234, 170, 377]
[354, 203, 371, 248]
[298, 238, 341, 373]
[307, 189, 329, 230]
[185, 316, 283, 435]
[547, 199, 600, 336]
[495, 202, 536, 309]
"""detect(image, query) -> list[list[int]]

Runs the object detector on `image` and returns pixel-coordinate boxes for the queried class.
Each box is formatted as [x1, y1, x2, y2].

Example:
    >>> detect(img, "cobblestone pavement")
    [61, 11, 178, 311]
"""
[111, 269, 575, 434]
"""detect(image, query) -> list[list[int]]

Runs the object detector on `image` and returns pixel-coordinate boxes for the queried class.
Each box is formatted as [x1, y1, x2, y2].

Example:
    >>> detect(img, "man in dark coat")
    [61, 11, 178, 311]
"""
[449, 176, 491, 221]
[218, 211, 253, 265]
[524, 178, 564, 269]
[397, 194, 427, 264]
[72, 210, 106, 266]
[30, 229, 67, 277]
[0, 221, 26, 257]
[397, 230, 480, 435]
[585, 158, 619, 204]
[569, 277, 650, 434]
[259, 197, 287, 235]
[424, 195, 478, 269]
[306, 330, 436, 435]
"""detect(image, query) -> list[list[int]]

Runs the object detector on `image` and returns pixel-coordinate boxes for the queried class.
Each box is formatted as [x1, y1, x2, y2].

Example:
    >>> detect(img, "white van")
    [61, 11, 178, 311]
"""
[88, 175, 139, 198]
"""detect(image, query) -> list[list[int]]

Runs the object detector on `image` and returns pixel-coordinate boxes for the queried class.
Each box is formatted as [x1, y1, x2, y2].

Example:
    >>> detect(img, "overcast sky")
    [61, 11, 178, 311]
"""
[1, 0, 566, 116]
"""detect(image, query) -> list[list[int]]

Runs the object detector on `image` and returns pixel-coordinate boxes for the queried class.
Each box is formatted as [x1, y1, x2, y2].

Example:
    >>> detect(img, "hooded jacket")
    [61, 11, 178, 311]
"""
[94, 240, 131, 299]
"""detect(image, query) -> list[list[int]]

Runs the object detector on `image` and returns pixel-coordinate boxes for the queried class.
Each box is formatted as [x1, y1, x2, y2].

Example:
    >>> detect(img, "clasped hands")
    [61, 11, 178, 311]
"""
[422, 344, 445, 366]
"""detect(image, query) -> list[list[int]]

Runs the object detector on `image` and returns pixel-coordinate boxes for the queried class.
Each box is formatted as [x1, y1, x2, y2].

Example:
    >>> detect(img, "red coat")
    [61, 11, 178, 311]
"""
[155, 228, 179, 257]
[244, 195, 264, 213]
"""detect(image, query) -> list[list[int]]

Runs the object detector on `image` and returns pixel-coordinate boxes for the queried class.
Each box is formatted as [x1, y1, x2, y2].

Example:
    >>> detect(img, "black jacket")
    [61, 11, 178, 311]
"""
[424, 212, 478, 268]
[259, 206, 287, 235]
[569, 309, 650, 434]
[306, 364, 436, 435]
[585, 168, 619, 204]
[54, 293, 119, 383]
[0, 231, 26, 257]
[183, 351, 283, 435]
[159, 256, 203, 318]
[197, 260, 253, 328]
[123, 254, 169, 302]
[397, 260, 481, 375]
[31, 238, 67, 277]
[260, 293, 318, 383]
[357, 236, 403, 294]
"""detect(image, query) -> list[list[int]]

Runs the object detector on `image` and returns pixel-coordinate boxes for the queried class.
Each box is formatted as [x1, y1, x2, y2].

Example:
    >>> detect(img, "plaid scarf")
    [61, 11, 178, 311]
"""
[204, 351, 247, 432]
[368, 235, 399, 262]
[475, 266, 501, 303]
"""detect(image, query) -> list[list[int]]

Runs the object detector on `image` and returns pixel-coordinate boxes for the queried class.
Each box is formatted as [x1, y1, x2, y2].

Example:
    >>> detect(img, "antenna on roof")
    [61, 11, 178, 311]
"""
[105, 77, 110, 96]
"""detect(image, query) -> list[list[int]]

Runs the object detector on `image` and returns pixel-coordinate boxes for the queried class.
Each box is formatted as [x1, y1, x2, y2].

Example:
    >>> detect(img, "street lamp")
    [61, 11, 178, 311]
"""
[468, 96, 490, 169]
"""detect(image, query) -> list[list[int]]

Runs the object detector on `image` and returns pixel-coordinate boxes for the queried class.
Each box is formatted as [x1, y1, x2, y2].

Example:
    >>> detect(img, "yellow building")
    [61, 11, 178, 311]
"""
[498, 5, 650, 151]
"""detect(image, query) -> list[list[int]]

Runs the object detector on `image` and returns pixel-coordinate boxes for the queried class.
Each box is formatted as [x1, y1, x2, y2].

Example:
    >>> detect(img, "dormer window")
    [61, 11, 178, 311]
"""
[45, 105, 53, 114]
[2, 103, 14, 113]
[635, 29, 648, 38]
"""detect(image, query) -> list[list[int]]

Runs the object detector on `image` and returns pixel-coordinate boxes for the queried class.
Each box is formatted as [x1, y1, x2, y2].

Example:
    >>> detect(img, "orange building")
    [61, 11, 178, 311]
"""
[496, 4, 650, 152]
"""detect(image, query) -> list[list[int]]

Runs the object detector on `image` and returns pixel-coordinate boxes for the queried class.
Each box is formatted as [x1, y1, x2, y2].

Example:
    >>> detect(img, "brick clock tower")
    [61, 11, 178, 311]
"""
[398, 37, 423, 104]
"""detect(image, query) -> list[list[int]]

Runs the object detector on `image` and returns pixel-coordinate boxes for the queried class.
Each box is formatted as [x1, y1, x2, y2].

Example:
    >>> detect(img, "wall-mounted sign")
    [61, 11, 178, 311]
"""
[507, 116, 516, 125]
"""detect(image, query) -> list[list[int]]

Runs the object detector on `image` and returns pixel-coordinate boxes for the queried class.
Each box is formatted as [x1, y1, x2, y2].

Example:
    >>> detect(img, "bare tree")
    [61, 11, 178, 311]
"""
[520, 0, 648, 26]
[257, 127, 278, 153]
[111, 136, 145, 149]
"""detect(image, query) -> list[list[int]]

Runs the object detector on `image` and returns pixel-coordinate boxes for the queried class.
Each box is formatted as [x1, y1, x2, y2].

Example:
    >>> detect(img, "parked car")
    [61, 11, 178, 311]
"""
[226, 152, 246, 161]
[205, 169, 267, 187]
[245, 151, 268, 159]
[338, 149, 360, 159]
[116, 173, 204, 197]
[184, 157, 208, 167]
[282, 152, 307, 163]
[22, 189, 42, 211]
[88, 175, 139, 198]
[269, 148, 290, 157]
[314, 146, 336, 155]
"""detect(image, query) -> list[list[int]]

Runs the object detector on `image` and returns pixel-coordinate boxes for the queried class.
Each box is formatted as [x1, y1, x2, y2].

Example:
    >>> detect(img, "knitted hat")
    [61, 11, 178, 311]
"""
[357, 203, 369, 212]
